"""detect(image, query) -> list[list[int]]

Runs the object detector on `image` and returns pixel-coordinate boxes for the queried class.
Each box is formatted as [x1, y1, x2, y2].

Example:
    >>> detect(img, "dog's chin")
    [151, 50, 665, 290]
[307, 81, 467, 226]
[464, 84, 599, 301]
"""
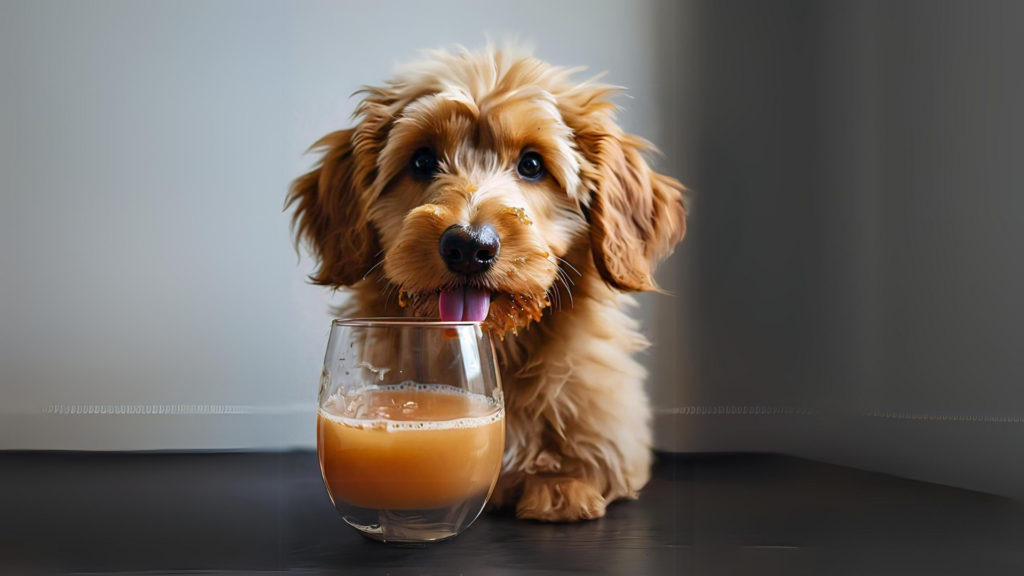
[400, 287, 551, 338]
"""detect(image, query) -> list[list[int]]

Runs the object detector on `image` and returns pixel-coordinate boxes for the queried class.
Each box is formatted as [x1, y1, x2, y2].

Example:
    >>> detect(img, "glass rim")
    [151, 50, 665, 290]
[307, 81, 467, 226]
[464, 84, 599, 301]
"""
[331, 317, 483, 328]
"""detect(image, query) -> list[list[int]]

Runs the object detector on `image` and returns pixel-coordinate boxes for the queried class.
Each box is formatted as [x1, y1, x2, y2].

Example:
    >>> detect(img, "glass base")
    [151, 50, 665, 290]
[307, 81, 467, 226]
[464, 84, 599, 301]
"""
[334, 492, 489, 543]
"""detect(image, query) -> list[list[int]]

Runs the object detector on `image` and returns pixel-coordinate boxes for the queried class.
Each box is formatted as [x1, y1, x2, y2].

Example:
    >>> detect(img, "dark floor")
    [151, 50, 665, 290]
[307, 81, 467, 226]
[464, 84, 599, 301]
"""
[1, 451, 1022, 575]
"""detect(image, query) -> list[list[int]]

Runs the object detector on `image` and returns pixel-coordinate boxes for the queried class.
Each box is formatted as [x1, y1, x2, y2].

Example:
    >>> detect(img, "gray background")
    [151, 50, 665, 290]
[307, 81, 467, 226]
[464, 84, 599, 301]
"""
[649, 0, 1024, 499]
[2, 1, 1022, 498]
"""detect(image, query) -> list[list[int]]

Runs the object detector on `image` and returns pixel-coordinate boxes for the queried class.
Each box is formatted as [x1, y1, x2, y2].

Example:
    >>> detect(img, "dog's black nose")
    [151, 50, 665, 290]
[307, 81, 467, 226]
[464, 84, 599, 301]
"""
[439, 224, 500, 275]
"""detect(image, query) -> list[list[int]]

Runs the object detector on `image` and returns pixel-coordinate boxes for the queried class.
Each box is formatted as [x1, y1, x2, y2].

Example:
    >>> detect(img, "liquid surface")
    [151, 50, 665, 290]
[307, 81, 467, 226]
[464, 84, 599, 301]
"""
[317, 383, 504, 510]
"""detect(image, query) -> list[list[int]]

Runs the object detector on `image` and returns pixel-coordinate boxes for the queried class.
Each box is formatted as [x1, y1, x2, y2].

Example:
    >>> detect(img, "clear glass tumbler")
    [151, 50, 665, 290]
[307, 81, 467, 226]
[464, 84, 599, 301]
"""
[316, 318, 505, 543]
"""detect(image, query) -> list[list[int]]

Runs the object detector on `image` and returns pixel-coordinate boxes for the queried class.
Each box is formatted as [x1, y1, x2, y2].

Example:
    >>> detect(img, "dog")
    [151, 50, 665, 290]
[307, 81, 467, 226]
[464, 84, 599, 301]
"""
[288, 46, 686, 522]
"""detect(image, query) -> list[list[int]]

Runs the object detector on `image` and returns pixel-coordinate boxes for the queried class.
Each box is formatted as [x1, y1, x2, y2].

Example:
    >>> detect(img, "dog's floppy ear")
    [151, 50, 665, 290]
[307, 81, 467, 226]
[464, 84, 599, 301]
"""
[286, 104, 391, 287]
[568, 94, 687, 292]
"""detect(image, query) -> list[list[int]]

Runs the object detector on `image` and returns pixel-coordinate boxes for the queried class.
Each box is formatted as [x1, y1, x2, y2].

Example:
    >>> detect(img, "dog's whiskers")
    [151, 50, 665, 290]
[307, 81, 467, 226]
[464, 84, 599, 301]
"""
[547, 279, 562, 311]
[384, 282, 402, 308]
[557, 257, 582, 278]
[555, 268, 574, 309]
[362, 258, 386, 280]
[557, 264, 575, 286]
[554, 265, 570, 287]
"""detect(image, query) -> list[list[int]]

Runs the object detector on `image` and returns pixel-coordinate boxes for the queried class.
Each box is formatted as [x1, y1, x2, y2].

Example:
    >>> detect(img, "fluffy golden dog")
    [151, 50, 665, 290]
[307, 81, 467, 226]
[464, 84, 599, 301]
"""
[288, 46, 686, 522]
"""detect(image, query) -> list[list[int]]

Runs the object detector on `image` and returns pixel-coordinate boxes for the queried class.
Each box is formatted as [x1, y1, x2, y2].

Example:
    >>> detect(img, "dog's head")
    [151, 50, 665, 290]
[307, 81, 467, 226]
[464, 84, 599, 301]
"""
[288, 47, 685, 335]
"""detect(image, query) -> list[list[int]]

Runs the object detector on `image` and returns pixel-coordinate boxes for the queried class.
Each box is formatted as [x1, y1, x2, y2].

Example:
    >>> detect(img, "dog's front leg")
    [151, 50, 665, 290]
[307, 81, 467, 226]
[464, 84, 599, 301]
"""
[495, 346, 653, 522]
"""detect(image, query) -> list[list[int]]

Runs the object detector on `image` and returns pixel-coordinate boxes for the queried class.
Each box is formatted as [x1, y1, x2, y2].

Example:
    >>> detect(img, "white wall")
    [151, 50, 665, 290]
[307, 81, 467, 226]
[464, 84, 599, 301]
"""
[0, 0, 671, 450]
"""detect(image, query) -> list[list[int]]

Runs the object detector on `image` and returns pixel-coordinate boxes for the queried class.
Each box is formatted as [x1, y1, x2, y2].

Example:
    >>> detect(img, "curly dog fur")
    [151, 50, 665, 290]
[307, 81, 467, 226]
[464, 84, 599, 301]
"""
[288, 45, 686, 522]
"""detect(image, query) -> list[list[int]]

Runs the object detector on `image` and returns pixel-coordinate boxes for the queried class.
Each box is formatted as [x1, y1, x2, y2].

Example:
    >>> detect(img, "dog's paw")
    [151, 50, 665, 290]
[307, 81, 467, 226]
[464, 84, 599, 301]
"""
[515, 476, 607, 522]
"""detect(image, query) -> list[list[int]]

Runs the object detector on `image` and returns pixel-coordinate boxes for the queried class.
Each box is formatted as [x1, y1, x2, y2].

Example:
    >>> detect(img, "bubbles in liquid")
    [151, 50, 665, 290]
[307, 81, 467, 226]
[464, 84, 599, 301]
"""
[321, 382, 503, 432]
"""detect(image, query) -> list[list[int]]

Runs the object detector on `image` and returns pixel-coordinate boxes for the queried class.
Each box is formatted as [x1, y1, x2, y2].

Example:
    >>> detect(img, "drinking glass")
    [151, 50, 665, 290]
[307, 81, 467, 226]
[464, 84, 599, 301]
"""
[316, 318, 505, 543]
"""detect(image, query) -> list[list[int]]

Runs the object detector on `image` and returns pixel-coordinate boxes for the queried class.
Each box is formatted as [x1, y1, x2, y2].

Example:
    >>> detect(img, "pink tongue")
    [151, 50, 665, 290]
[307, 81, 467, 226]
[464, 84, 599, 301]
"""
[438, 287, 465, 322]
[463, 287, 490, 321]
[438, 287, 491, 322]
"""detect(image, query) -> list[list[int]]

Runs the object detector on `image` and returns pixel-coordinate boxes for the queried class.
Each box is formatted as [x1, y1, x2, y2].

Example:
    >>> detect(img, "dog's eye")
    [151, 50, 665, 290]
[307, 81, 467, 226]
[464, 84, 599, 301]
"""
[410, 148, 439, 179]
[517, 152, 544, 180]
